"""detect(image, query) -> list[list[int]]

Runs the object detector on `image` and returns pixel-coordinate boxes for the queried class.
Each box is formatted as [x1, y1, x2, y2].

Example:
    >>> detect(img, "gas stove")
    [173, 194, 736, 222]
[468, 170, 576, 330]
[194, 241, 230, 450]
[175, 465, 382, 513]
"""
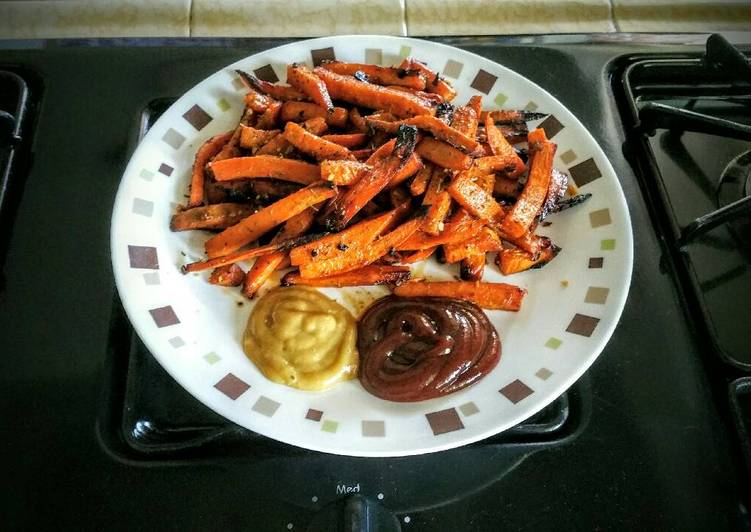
[1, 33, 749, 531]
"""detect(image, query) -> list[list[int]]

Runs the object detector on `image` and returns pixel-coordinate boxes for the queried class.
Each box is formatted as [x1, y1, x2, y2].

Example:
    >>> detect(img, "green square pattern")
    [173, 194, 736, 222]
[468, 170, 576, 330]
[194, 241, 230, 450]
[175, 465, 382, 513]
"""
[545, 337, 562, 349]
[322, 420, 338, 433]
[494, 93, 508, 107]
[203, 352, 220, 365]
[601, 239, 616, 251]
[399, 46, 411, 58]
[217, 98, 230, 112]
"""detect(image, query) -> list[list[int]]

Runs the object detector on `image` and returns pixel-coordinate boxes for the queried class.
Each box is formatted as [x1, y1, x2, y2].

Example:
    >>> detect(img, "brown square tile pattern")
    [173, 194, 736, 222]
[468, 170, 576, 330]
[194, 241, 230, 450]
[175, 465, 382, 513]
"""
[499, 379, 534, 404]
[254, 64, 278, 83]
[589, 208, 612, 228]
[214, 373, 250, 400]
[538, 114, 564, 139]
[183, 104, 212, 132]
[306, 408, 323, 422]
[365, 48, 383, 65]
[362, 420, 385, 437]
[560, 149, 577, 165]
[158, 163, 174, 176]
[443, 59, 463, 79]
[589, 257, 604, 269]
[566, 313, 600, 337]
[128, 245, 158, 269]
[252, 396, 280, 417]
[585, 287, 610, 305]
[311, 47, 336, 66]
[470, 69, 497, 94]
[425, 408, 464, 435]
[569, 158, 602, 187]
[149, 306, 179, 328]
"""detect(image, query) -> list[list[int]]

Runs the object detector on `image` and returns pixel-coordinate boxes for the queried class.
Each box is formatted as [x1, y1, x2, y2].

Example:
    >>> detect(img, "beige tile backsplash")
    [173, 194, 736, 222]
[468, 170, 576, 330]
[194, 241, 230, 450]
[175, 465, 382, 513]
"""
[0, 0, 748, 39]
[0, 0, 191, 38]
[190, 0, 406, 37]
[406, 0, 615, 36]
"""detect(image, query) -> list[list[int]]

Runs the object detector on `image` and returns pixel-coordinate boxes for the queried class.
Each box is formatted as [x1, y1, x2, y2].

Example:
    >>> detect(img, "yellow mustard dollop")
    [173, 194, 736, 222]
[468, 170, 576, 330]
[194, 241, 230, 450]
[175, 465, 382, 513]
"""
[243, 286, 358, 391]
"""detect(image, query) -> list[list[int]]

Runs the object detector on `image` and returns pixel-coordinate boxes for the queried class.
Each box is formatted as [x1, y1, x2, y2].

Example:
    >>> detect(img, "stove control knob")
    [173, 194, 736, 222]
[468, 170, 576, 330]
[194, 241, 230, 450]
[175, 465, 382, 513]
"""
[306, 494, 401, 532]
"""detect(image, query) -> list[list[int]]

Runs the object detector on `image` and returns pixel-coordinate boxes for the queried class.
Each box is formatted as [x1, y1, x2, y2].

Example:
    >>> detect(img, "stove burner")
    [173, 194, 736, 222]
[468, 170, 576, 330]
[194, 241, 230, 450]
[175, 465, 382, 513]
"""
[717, 150, 751, 250]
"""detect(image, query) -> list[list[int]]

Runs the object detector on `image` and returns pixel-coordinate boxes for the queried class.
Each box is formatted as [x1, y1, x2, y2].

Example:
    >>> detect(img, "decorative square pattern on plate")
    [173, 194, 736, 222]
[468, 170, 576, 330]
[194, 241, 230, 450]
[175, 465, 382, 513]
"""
[214, 373, 250, 400]
[128, 245, 158, 269]
[149, 306, 179, 328]
[566, 314, 600, 337]
[182, 104, 213, 131]
[158, 163, 174, 176]
[306, 409, 323, 422]
[569, 158, 602, 187]
[470, 69, 497, 94]
[589, 257, 604, 268]
[585, 287, 610, 305]
[538, 115, 564, 139]
[362, 420, 385, 437]
[311, 47, 336, 66]
[443, 59, 463, 78]
[254, 64, 279, 83]
[590, 208, 612, 228]
[252, 396, 281, 417]
[426, 408, 464, 435]
[499, 380, 534, 404]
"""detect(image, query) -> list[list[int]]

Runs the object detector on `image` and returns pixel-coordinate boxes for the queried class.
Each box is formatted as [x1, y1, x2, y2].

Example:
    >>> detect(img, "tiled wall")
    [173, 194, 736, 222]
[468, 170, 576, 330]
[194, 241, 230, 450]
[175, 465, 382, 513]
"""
[0, 0, 749, 38]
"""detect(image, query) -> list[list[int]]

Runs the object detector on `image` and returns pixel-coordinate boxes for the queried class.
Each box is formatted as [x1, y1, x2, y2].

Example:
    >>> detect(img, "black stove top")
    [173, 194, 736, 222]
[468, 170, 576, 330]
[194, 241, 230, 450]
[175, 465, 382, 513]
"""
[1, 34, 749, 531]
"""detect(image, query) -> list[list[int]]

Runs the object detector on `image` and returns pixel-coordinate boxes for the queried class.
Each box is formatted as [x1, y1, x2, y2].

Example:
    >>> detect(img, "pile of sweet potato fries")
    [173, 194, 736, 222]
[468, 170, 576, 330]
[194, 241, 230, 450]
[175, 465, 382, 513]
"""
[171, 58, 590, 311]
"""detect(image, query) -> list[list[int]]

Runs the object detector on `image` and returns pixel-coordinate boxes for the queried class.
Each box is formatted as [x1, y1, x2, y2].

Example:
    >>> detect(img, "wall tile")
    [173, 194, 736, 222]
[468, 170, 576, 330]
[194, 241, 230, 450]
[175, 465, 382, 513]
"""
[191, 0, 406, 37]
[0, 0, 190, 38]
[613, 0, 751, 32]
[405, 0, 615, 36]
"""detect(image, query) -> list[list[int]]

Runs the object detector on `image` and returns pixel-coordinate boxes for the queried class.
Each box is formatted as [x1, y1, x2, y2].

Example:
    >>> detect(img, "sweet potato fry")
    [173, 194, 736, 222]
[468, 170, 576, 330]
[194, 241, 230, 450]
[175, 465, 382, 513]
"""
[423, 167, 447, 205]
[392, 280, 526, 311]
[283, 122, 354, 161]
[496, 244, 560, 275]
[321, 133, 368, 148]
[188, 132, 233, 207]
[479, 109, 547, 124]
[388, 152, 424, 188]
[398, 58, 457, 102]
[205, 182, 336, 258]
[256, 100, 282, 129]
[170, 203, 257, 232]
[500, 128, 556, 238]
[320, 160, 371, 186]
[399, 246, 437, 263]
[443, 226, 502, 263]
[282, 265, 411, 287]
[212, 126, 243, 162]
[410, 163, 433, 196]
[186, 231, 324, 273]
[416, 137, 472, 171]
[368, 114, 480, 154]
[299, 215, 423, 278]
[423, 191, 451, 235]
[494, 176, 522, 199]
[348, 108, 368, 133]
[235, 70, 306, 101]
[396, 217, 486, 250]
[321, 62, 426, 90]
[242, 208, 315, 298]
[239, 125, 280, 150]
[287, 63, 333, 112]
[449, 106, 478, 138]
[498, 231, 552, 256]
[485, 115, 525, 178]
[460, 252, 485, 281]
[280, 101, 348, 128]
[324, 125, 418, 230]
[291, 208, 401, 267]
[209, 155, 320, 185]
[256, 116, 328, 156]
[209, 264, 245, 286]
[448, 170, 505, 222]
[386, 86, 445, 106]
[314, 67, 435, 118]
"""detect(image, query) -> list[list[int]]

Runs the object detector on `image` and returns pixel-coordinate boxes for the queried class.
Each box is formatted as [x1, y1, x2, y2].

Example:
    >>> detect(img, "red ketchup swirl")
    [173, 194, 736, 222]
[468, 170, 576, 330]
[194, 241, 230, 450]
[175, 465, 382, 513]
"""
[357, 296, 501, 402]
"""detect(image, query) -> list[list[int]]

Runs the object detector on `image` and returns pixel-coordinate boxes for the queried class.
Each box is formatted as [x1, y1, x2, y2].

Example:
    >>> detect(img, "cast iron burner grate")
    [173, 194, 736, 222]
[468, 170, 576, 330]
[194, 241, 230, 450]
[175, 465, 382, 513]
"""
[619, 33, 751, 370]
[102, 98, 579, 459]
[0, 68, 34, 284]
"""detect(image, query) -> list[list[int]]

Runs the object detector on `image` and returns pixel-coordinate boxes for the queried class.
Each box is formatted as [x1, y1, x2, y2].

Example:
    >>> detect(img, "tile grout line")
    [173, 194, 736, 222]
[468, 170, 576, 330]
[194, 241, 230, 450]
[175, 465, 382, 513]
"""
[400, 0, 409, 36]
[607, 0, 621, 32]
[188, 0, 195, 37]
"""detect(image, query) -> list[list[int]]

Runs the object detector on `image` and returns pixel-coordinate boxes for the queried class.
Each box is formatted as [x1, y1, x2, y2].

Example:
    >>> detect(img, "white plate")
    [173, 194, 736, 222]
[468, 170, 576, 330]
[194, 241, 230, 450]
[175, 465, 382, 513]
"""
[111, 35, 632, 457]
